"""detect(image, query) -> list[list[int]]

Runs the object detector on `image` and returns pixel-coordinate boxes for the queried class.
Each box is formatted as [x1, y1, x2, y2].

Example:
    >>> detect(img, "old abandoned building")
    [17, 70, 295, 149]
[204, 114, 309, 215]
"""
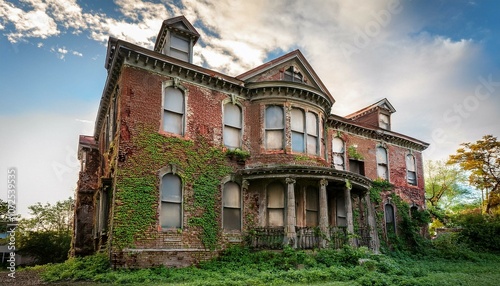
[71, 16, 429, 268]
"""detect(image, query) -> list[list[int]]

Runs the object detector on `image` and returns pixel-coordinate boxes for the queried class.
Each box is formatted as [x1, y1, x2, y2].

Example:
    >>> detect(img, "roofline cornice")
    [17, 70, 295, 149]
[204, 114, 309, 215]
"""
[246, 81, 333, 114]
[328, 116, 429, 151]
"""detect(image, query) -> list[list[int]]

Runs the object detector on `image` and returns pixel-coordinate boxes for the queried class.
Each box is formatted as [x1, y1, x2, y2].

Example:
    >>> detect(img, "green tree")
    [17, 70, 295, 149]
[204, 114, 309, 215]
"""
[0, 199, 7, 233]
[16, 197, 74, 264]
[448, 135, 500, 214]
[425, 160, 469, 209]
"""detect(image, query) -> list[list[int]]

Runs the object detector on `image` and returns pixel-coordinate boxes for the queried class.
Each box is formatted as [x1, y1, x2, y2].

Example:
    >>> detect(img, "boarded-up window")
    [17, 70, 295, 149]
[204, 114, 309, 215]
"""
[265, 106, 284, 150]
[349, 159, 365, 176]
[332, 137, 345, 170]
[267, 182, 285, 227]
[336, 195, 347, 227]
[161, 174, 182, 229]
[224, 104, 242, 149]
[223, 182, 241, 230]
[306, 187, 319, 227]
[406, 154, 417, 186]
[291, 108, 305, 152]
[169, 35, 190, 61]
[376, 147, 388, 180]
[163, 87, 184, 135]
[385, 204, 395, 233]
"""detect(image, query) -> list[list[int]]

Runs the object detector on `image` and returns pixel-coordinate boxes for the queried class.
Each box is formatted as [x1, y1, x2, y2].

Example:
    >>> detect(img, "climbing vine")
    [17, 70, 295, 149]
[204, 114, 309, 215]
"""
[113, 125, 232, 250]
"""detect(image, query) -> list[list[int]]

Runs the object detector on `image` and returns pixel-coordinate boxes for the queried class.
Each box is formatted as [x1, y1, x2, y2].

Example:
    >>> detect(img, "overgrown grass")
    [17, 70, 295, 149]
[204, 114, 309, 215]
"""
[33, 244, 500, 285]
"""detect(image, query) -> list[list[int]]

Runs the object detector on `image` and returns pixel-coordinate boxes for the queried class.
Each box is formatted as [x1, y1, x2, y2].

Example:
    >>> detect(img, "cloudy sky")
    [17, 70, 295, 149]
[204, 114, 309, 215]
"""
[0, 0, 499, 216]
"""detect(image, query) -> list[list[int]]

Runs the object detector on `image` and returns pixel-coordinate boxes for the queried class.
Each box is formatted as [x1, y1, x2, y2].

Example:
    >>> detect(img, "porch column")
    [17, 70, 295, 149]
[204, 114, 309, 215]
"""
[319, 178, 329, 248]
[365, 191, 380, 253]
[285, 177, 297, 248]
[344, 180, 355, 246]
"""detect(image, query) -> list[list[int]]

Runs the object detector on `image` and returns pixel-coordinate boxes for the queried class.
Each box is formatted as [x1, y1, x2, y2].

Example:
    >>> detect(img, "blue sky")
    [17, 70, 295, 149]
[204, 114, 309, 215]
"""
[0, 0, 499, 216]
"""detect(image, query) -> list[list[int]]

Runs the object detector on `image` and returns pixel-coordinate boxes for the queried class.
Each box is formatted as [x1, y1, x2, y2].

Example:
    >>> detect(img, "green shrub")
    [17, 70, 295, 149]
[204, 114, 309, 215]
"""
[39, 253, 110, 282]
[452, 213, 500, 252]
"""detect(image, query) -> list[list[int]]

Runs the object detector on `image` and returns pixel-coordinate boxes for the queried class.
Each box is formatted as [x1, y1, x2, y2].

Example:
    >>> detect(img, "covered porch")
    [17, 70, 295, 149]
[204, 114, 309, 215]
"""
[240, 166, 379, 251]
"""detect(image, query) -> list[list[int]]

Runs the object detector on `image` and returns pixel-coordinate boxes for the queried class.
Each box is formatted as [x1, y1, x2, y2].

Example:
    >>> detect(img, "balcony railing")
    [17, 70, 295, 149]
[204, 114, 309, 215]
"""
[247, 226, 351, 250]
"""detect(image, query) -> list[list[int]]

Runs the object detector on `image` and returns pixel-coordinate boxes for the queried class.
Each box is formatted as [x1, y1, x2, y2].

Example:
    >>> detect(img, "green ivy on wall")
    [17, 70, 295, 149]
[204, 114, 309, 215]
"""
[113, 125, 232, 250]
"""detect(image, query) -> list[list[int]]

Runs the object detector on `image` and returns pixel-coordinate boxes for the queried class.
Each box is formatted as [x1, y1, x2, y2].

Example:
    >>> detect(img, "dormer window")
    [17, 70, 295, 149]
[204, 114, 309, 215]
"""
[167, 34, 191, 62]
[379, 113, 390, 130]
[284, 66, 303, 83]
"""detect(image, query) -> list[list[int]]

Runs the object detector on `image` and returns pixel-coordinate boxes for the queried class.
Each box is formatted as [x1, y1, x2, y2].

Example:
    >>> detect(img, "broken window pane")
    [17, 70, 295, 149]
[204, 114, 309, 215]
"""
[406, 154, 416, 172]
[333, 155, 344, 170]
[336, 195, 347, 227]
[379, 114, 390, 129]
[332, 137, 344, 153]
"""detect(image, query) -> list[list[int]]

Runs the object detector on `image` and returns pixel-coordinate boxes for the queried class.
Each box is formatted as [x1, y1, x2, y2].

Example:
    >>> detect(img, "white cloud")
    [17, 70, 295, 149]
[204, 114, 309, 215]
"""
[72, 50, 83, 57]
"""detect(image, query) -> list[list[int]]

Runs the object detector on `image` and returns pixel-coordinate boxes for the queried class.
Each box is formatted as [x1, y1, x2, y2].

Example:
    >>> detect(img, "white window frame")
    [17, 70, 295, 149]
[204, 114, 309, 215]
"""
[406, 154, 417, 186]
[162, 80, 187, 136]
[160, 172, 183, 230]
[222, 181, 242, 231]
[376, 146, 389, 181]
[332, 137, 345, 170]
[223, 102, 243, 149]
[265, 105, 285, 150]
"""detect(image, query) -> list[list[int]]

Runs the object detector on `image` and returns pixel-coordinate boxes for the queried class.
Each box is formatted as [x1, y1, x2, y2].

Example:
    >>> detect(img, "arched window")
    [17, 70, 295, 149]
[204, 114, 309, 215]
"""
[223, 182, 241, 230]
[163, 87, 185, 135]
[223, 103, 242, 149]
[376, 147, 389, 180]
[406, 154, 417, 185]
[306, 186, 319, 227]
[332, 137, 345, 170]
[267, 182, 285, 227]
[160, 174, 182, 229]
[265, 106, 284, 150]
[384, 204, 395, 234]
[291, 108, 319, 155]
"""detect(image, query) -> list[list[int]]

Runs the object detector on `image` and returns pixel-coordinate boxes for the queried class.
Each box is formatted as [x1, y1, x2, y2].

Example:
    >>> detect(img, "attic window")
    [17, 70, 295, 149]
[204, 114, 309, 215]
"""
[165, 34, 191, 62]
[284, 66, 303, 82]
[379, 113, 390, 130]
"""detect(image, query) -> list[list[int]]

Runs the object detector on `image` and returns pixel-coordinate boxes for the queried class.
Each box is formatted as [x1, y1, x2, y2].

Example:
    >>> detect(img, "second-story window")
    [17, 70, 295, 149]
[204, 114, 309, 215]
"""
[223, 103, 242, 149]
[406, 154, 417, 186]
[376, 146, 389, 180]
[291, 108, 319, 155]
[265, 106, 284, 150]
[332, 137, 345, 170]
[163, 87, 185, 135]
[291, 108, 305, 153]
[306, 112, 319, 155]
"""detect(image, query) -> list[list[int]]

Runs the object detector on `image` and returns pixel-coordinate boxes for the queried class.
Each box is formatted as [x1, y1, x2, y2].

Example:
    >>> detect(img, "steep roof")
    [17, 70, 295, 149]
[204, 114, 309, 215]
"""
[153, 15, 201, 53]
[236, 49, 334, 104]
[345, 98, 396, 120]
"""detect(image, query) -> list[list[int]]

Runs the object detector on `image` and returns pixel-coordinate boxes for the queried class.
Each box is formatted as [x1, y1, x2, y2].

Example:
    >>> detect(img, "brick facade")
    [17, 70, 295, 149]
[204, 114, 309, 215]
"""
[72, 16, 428, 268]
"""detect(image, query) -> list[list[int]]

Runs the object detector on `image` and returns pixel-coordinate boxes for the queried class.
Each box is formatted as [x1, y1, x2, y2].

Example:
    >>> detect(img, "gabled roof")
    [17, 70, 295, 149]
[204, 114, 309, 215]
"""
[154, 15, 200, 52]
[345, 98, 396, 120]
[236, 49, 334, 104]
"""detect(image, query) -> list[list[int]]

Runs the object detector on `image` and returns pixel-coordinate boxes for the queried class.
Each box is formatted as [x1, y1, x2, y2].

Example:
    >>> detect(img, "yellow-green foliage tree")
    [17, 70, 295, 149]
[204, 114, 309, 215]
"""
[448, 135, 500, 214]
